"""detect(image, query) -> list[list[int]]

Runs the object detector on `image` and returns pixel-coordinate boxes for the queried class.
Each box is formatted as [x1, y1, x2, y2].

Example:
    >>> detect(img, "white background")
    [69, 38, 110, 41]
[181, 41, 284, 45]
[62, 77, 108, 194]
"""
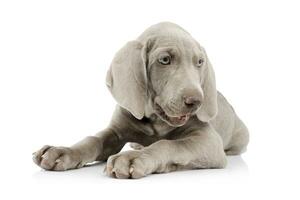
[0, 0, 299, 199]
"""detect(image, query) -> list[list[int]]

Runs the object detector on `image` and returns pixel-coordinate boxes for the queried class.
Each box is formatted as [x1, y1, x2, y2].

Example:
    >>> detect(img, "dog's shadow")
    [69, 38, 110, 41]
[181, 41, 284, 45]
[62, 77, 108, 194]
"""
[32, 155, 248, 182]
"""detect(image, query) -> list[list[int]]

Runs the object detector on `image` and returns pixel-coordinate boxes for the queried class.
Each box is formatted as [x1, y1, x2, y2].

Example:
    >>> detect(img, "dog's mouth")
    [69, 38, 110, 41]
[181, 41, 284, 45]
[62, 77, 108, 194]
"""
[154, 103, 190, 127]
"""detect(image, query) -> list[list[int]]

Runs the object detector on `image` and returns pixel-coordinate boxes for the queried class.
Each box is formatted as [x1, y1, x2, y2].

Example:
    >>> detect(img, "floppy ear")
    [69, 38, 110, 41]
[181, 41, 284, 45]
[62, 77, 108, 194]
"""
[196, 49, 218, 122]
[106, 41, 148, 119]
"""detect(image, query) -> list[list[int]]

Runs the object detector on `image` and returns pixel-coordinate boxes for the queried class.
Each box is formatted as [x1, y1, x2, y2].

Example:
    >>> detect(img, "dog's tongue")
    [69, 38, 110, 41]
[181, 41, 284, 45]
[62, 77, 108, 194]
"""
[170, 115, 188, 123]
[178, 115, 187, 120]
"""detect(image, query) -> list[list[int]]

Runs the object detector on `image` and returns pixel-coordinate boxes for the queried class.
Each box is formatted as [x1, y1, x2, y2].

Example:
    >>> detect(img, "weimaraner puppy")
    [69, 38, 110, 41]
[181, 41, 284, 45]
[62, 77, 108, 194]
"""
[33, 22, 249, 179]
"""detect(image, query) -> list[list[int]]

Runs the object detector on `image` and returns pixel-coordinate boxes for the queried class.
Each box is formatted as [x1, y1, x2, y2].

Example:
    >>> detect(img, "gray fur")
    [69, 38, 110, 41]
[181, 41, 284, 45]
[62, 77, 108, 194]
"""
[33, 22, 249, 179]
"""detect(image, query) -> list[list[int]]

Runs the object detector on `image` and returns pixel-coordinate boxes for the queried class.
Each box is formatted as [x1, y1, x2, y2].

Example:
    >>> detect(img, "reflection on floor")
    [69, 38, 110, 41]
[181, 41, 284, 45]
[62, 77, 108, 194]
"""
[32, 155, 248, 182]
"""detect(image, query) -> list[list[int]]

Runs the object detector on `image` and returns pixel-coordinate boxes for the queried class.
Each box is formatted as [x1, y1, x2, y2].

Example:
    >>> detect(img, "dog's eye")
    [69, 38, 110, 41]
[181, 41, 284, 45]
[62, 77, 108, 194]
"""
[197, 58, 204, 67]
[158, 56, 171, 65]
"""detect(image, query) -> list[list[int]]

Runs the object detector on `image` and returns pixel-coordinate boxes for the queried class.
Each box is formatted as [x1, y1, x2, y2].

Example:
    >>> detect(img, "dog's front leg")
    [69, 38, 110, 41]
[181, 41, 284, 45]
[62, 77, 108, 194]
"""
[106, 126, 227, 179]
[33, 128, 126, 171]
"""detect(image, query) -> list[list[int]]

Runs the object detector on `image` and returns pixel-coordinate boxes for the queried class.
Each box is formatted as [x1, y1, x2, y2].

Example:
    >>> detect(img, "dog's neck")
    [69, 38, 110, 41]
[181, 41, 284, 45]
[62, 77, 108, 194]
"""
[143, 110, 177, 137]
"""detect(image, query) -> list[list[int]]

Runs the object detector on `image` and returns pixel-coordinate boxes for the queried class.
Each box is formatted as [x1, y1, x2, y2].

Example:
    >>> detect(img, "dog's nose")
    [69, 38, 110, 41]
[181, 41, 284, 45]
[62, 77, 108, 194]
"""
[182, 88, 203, 110]
[184, 96, 201, 107]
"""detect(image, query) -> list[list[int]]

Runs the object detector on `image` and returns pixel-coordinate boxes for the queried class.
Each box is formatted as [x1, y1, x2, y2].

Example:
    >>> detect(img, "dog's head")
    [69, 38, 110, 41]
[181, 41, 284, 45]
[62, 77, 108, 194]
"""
[106, 22, 217, 127]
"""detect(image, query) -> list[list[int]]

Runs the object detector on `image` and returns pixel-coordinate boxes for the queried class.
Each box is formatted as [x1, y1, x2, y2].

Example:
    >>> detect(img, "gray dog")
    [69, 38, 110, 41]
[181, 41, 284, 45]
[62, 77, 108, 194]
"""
[33, 22, 249, 179]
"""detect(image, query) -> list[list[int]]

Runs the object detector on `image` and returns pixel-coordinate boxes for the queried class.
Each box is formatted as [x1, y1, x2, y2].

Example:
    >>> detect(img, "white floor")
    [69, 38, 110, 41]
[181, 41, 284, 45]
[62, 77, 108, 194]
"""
[2, 142, 297, 200]
[32, 148, 249, 183]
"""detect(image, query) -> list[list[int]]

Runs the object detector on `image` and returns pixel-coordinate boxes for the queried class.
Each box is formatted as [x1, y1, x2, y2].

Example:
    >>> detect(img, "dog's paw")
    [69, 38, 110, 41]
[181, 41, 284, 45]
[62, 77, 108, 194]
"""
[32, 145, 83, 171]
[105, 150, 154, 179]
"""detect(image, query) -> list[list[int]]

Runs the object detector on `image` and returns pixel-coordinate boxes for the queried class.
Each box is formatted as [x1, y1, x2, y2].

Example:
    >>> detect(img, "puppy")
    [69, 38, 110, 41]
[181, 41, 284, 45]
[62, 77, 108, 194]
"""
[33, 22, 249, 179]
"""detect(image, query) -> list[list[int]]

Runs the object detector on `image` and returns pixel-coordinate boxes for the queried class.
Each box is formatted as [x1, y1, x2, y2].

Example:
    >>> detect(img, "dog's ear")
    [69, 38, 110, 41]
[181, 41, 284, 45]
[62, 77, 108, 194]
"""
[196, 48, 218, 122]
[106, 41, 148, 119]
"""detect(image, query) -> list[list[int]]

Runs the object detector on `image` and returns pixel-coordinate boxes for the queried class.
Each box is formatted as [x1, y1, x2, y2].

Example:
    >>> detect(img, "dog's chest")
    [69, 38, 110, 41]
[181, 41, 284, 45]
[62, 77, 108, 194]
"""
[142, 115, 175, 137]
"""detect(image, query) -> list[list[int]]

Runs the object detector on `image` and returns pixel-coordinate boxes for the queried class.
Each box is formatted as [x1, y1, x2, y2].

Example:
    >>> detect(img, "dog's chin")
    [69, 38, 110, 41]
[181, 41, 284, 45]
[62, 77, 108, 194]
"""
[154, 103, 190, 127]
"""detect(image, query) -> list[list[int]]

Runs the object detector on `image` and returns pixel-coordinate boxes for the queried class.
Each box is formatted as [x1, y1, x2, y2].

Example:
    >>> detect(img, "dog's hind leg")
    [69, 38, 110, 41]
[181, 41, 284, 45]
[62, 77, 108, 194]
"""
[225, 116, 249, 155]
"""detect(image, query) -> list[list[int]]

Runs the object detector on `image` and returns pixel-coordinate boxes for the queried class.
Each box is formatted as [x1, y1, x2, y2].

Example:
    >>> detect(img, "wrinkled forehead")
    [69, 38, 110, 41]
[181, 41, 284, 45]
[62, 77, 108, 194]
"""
[149, 35, 203, 58]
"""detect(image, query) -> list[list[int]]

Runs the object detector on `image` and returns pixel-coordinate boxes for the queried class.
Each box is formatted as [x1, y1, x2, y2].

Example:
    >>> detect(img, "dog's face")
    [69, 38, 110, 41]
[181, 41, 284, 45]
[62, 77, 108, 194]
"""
[147, 36, 205, 126]
[106, 23, 218, 127]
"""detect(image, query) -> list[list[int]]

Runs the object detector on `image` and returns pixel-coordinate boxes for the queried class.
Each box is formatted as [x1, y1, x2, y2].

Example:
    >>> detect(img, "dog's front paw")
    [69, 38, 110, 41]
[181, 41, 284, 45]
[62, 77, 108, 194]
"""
[32, 145, 83, 171]
[105, 150, 155, 179]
